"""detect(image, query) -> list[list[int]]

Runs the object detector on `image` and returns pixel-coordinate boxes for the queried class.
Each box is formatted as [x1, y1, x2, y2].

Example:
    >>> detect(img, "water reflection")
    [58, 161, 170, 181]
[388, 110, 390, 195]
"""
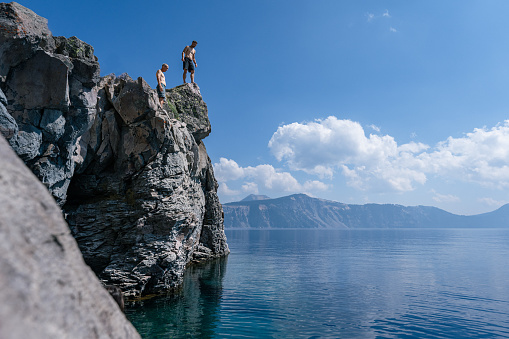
[128, 229, 509, 338]
[126, 256, 227, 338]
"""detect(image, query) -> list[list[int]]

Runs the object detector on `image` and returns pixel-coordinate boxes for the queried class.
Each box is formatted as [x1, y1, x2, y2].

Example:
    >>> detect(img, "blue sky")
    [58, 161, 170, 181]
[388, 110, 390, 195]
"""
[19, 0, 509, 215]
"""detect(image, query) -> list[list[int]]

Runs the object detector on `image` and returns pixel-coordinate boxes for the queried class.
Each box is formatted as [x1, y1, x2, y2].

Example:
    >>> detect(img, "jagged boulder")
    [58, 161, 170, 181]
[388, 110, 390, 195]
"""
[0, 2, 55, 78]
[0, 2, 100, 205]
[0, 135, 140, 339]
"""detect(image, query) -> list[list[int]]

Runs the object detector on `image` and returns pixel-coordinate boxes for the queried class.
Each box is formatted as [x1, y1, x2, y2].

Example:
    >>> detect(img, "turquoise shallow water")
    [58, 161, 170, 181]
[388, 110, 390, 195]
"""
[126, 229, 509, 338]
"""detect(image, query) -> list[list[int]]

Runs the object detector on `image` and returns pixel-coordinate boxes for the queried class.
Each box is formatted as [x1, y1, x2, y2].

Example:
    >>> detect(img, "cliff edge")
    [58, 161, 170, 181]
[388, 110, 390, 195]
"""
[0, 1, 228, 298]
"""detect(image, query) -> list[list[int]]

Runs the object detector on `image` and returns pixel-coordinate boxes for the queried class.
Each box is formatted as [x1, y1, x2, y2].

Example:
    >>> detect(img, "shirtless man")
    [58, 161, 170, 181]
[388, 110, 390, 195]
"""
[156, 63, 168, 106]
[182, 41, 198, 83]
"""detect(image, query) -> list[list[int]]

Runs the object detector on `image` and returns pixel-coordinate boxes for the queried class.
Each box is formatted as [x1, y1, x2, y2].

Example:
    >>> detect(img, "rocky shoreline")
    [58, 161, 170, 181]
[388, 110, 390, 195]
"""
[0, 1, 229, 337]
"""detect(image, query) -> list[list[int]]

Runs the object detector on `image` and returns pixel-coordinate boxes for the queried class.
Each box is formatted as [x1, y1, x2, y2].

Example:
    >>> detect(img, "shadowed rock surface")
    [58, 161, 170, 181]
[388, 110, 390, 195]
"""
[0, 2, 228, 298]
[0, 135, 140, 339]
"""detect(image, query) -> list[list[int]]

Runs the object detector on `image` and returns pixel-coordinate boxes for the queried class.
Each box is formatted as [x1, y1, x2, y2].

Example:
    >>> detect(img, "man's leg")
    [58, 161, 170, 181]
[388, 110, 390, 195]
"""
[183, 69, 187, 83]
[190, 70, 195, 83]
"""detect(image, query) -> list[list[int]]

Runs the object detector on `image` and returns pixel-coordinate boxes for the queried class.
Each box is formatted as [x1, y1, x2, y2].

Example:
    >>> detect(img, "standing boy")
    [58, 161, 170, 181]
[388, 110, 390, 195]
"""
[156, 63, 169, 106]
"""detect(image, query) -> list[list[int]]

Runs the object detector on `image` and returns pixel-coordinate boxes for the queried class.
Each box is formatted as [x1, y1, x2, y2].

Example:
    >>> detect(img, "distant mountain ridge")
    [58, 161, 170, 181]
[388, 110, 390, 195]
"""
[223, 194, 509, 228]
[242, 194, 271, 201]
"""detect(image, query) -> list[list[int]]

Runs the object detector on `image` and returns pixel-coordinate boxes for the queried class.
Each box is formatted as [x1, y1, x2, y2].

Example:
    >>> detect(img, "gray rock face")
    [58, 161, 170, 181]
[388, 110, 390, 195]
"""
[0, 3, 229, 297]
[65, 76, 229, 297]
[0, 2, 55, 78]
[0, 88, 18, 144]
[0, 135, 140, 339]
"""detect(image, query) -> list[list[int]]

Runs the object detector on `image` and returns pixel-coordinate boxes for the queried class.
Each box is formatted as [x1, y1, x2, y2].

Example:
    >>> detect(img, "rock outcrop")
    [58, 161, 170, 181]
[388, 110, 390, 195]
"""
[0, 134, 140, 339]
[65, 76, 229, 296]
[0, 1, 228, 298]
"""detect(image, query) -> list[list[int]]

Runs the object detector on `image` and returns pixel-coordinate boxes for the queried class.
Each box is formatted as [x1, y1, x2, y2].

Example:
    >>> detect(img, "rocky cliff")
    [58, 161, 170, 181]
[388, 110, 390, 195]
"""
[223, 193, 509, 228]
[0, 2, 228, 298]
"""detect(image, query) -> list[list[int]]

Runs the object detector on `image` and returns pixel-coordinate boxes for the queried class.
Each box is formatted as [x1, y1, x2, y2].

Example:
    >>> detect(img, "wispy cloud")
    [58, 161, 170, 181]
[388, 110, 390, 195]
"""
[478, 197, 509, 208]
[366, 9, 392, 22]
[368, 124, 381, 132]
[432, 190, 460, 203]
[366, 9, 397, 32]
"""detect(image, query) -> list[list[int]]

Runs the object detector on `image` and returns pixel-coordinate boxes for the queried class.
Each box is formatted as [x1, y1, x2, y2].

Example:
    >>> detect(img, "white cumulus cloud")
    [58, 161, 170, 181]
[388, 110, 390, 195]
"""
[218, 182, 240, 196]
[268, 117, 509, 192]
[213, 158, 330, 199]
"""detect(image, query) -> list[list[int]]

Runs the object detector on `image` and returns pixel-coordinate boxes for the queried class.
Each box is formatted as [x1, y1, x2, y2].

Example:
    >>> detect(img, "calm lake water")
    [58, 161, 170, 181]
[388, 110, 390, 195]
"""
[126, 229, 509, 338]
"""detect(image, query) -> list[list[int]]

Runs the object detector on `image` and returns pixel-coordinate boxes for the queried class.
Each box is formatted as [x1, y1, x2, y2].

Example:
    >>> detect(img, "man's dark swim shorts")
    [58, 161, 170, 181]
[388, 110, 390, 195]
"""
[183, 57, 195, 71]
[157, 84, 166, 98]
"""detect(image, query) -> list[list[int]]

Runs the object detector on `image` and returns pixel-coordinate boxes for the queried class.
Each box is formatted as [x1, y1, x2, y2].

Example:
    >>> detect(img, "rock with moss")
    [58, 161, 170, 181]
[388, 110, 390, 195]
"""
[54, 35, 96, 60]
[166, 83, 212, 141]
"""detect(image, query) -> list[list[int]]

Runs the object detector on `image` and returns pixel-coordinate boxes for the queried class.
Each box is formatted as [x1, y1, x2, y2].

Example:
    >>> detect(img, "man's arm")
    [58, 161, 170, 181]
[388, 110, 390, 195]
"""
[192, 50, 197, 67]
[182, 46, 188, 61]
[156, 70, 162, 90]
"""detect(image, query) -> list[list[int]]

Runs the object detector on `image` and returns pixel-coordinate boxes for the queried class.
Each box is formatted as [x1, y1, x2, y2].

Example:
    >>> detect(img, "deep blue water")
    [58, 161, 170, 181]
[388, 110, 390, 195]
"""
[126, 229, 509, 338]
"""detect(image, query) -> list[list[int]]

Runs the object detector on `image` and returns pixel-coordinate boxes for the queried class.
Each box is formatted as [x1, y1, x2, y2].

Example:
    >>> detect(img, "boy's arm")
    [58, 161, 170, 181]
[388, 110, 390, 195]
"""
[156, 70, 162, 89]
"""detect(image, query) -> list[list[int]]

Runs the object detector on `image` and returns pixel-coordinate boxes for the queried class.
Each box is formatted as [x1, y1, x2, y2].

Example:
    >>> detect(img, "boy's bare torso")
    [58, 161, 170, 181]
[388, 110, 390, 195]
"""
[156, 69, 166, 85]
